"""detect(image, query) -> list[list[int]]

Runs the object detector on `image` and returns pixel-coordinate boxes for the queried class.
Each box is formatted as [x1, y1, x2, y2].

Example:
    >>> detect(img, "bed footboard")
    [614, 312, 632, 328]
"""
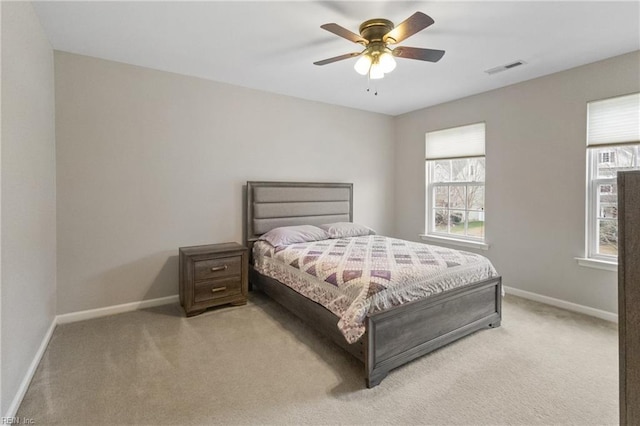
[251, 266, 501, 388]
[364, 277, 502, 387]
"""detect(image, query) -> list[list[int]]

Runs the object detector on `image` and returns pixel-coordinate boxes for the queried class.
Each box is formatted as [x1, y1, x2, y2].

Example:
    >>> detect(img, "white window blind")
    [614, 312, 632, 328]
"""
[587, 93, 640, 146]
[426, 122, 486, 160]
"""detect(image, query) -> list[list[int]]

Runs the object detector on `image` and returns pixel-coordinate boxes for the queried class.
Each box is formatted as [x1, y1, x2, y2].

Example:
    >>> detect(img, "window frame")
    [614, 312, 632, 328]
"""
[586, 144, 640, 262]
[426, 156, 486, 243]
[587, 149, 617, 261]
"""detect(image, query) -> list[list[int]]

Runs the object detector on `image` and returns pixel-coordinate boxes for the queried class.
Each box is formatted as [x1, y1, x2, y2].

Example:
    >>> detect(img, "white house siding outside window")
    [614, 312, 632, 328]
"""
[425, 122, 486, 242]
[586, 92, 640, 261]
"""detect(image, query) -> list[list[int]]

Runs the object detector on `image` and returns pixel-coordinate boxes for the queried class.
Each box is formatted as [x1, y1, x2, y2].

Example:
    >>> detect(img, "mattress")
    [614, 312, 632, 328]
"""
[253, 235, 498, 343]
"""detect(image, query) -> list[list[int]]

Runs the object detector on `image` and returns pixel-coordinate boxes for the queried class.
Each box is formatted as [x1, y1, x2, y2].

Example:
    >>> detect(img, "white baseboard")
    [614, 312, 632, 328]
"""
[503, 286, 618, 323]
[56, 294, 179, 324]
[4, 318, 57, 419]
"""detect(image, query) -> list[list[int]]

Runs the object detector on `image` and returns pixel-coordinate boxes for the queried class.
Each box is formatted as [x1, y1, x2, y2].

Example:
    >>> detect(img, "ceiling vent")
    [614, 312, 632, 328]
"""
[485, 60, 527, 75]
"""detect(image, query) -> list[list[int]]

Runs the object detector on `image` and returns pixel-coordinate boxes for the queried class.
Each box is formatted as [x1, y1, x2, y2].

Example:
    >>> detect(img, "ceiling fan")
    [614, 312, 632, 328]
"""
[314, 12, 445, 80]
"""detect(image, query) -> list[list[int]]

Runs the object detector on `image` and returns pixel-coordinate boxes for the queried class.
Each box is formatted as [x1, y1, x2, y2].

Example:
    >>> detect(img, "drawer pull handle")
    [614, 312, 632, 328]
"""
[211, 287, 227, 293]
[210, 265, 228, 272]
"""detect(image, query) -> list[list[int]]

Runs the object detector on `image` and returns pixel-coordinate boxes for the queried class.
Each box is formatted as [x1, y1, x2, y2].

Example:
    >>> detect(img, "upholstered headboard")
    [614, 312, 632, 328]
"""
[245, 181, 353, 254]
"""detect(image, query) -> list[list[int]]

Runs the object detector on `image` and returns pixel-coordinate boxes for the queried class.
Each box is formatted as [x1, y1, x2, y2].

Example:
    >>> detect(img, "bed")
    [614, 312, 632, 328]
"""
[245, 181, 502, 388]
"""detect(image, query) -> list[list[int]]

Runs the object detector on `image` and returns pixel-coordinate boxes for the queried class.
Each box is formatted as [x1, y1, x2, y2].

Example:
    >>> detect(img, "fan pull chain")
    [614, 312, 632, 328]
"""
[365, 72, 379, 96]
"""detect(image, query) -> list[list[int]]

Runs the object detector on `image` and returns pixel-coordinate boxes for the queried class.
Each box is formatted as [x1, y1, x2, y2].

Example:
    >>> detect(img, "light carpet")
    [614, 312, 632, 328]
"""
[17, 293, 618, 425]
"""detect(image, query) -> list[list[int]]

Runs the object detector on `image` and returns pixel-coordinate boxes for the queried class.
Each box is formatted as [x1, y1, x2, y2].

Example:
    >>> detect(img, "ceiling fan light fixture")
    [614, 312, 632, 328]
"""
[369, 64, 385, 79]
[354, 55, 372, 75]
[378, 50, 396, 73]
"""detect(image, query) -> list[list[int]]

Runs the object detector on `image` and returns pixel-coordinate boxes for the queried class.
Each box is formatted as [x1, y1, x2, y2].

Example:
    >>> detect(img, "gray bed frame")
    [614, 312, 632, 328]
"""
[245, 181, 502, 388]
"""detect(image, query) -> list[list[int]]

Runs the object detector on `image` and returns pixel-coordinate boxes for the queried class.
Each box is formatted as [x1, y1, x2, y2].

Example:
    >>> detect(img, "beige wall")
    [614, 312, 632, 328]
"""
[55, 50, 640, 317]
[54, 52, 395, 314]
[394, 51, 640, 314]
[1, 1, 57, 415]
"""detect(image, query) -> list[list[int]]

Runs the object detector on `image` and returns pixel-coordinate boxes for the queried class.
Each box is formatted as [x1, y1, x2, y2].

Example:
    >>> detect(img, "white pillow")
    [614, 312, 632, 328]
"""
[319, 222, 376, 239]
[258, 225, 329, 247]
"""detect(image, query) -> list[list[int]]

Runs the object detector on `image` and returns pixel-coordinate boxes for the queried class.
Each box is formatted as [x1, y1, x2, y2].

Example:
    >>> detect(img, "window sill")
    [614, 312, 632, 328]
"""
[575, 257, 617, 272]
[419, 234, 489, 251]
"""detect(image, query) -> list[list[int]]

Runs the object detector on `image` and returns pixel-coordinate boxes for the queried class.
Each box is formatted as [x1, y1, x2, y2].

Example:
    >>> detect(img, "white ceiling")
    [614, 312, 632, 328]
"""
[33, 1, 640, 116]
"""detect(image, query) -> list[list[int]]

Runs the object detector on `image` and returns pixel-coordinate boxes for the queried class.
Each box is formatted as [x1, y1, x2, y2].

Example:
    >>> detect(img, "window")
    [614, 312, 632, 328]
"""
[586, 93, 640, 261]
[598, 151, 616, 164]
[425, 123, 486, 242]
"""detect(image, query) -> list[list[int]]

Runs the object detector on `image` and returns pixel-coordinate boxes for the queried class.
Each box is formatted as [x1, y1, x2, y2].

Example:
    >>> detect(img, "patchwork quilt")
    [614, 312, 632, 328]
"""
[253, 235, 498, 343]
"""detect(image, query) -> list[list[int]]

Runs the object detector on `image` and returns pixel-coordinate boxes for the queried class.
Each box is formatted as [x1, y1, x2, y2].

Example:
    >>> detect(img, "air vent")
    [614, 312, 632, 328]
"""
[485, 60, 527, 75]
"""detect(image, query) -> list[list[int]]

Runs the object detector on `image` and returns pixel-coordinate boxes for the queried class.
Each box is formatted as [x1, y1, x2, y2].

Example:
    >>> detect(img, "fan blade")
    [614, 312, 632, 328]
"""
[320, 23, 368, 45]
[313, 52, 361, 66]
[383, 12, 435, 44]
[392, 47, 445, 62]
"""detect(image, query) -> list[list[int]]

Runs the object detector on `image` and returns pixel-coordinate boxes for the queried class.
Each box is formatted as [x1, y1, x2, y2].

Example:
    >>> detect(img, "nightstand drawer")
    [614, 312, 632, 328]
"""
[194, 256, 241, 281]
[194, 276, 242, 303]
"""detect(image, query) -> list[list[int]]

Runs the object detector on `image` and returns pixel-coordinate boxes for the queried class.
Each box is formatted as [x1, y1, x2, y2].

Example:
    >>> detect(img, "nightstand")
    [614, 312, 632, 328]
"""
[179, 242, 248, 317]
